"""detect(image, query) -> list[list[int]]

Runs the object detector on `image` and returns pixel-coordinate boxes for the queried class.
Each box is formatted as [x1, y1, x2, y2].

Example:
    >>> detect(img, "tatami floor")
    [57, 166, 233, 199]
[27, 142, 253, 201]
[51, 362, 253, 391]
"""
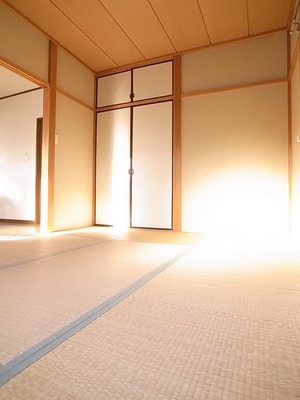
[0, 224, 299, 399]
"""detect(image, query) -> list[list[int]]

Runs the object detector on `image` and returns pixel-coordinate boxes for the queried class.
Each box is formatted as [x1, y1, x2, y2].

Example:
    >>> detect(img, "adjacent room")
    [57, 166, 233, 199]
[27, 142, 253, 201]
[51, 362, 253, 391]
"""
[0, 0, 300, 399]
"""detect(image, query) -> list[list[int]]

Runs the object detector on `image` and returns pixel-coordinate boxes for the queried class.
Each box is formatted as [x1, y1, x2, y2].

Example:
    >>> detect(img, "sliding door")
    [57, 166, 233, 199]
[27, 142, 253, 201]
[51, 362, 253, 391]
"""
[96, 61, 173, 229]
[133, 61, 173, 101]
[131, 101, 173, 229]
[97, 71, 131, 107]
[95, 108, 131, 227]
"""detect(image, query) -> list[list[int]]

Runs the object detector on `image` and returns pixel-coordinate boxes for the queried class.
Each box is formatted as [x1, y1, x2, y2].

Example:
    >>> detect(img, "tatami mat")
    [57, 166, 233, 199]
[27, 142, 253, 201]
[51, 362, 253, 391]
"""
[0, 223, 39, 237]
[0, 229, 300, 399]
[0, 234, 107, 268]
[69, 226, 203, 245]
[0, 235, 185, 365]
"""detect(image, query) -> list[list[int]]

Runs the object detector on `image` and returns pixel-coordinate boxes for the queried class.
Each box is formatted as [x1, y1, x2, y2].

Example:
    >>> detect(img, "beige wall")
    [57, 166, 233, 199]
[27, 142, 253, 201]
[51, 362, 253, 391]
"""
[0, 1, 48, 82]
[182, 32, 289, 235]
[182, 32, 287, 93]
[54, 47, 95, 231]
[54, 93, 94, 231]
[0, 0, 96, 232]
[290, 23, 300, 239]
[0, 3, 293, 235]
[291, 58, 300, 238]
[57, 47, 94, 108]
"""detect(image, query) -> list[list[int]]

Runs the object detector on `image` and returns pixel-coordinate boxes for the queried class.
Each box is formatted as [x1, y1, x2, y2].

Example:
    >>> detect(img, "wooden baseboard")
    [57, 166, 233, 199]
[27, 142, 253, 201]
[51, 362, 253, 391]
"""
[0, 219, 36, 225]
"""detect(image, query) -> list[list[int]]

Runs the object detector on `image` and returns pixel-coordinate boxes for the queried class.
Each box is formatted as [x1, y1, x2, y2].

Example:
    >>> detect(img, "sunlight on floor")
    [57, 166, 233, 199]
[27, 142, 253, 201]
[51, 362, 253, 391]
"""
[175, 234, 300, 275]
[0, 227, 300, 399]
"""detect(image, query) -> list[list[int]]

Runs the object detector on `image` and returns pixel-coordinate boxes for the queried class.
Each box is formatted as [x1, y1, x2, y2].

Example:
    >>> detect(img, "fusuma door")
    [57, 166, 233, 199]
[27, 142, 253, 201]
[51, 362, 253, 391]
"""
[95, 108, 131, 227]
[96, 61, 173, 229]
[131, 101, 172, 229]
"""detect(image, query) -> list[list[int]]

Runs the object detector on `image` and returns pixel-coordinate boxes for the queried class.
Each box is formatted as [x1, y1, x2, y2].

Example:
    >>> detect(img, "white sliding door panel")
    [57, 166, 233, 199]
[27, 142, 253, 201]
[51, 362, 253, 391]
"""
[96, 108, 130, 227]
[132, 101, 173, 229]
[97, 71, 131, 107]
[133, 61, 173, 101]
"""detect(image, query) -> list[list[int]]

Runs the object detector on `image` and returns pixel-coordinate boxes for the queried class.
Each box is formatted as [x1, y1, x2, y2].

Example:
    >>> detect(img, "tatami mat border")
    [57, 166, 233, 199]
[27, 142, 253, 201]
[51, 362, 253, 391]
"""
[0, 238, 112, 271]
[0, 245, 191, 386]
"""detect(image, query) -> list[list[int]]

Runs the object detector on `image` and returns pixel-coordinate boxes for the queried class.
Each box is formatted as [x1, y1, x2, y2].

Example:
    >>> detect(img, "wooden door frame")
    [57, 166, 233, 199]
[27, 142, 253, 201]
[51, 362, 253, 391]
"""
[95, 56, 182, 231]
[35, 117, 43, 224]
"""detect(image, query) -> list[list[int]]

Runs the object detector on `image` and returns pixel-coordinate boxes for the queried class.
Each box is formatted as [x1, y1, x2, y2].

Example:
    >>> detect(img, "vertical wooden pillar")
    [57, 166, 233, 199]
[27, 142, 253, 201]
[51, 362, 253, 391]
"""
[41, 41, 57, 232]
[173, 55, 182, 232]
[287, 31, 293, 237]
[92, 75, 97, 226]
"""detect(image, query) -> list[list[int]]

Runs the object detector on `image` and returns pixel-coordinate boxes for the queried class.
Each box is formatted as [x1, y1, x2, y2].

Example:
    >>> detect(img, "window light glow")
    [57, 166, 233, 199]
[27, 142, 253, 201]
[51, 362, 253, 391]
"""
[174, 234, 297, 276]
[183, 168, 289, 236]
[111, 125, 130, 230]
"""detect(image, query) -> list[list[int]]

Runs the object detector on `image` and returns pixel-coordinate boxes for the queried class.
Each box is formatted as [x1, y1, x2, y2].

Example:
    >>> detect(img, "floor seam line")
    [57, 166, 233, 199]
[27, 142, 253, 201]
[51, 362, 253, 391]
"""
[0, 244, 192, 387]
[0, 238, 113, 271]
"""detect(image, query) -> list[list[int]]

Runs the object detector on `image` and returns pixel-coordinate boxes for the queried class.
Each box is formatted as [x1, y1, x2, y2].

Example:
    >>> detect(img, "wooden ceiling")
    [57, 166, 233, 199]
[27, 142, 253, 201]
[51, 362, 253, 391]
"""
[3, 0, 295, 72]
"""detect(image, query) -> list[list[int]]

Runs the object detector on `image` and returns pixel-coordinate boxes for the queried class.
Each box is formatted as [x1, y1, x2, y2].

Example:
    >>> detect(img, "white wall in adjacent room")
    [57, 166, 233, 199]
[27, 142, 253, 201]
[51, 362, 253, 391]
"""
[0, 90, 43, 221]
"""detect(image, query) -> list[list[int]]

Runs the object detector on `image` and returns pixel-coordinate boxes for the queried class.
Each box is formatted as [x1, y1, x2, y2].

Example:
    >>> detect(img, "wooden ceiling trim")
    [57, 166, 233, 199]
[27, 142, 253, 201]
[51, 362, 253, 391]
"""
[182, 77, 287, 99]
[198, 0, 249, 43]
[100, 0, 176, 59]
[288, 0, 298, 27]
[50, 0, 145, 67]
[0, 56, 48, 88]
[96, 28, 287, 76]
[3, 0, 293, 72]
[149, 0, 210, 51]
[96, 54, 177, 76]
[248, 0, 292, 34]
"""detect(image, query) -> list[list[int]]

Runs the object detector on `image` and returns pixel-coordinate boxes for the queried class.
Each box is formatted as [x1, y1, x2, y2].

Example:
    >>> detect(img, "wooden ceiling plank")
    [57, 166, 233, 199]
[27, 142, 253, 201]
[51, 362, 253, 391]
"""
[248, 0, 292, 34]
[51, 0, 145, 66]
[3, 0, 293, 72]
[149, 0, 210, 51]
[100, 0, 175, 59]
[198, 0, 249, 43]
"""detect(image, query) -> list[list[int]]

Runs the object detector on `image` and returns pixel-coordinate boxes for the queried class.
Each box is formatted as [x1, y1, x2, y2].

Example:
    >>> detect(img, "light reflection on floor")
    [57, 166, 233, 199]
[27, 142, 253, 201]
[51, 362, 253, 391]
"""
[0, 223, 39, 240]
[171, 233, 300, 275]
